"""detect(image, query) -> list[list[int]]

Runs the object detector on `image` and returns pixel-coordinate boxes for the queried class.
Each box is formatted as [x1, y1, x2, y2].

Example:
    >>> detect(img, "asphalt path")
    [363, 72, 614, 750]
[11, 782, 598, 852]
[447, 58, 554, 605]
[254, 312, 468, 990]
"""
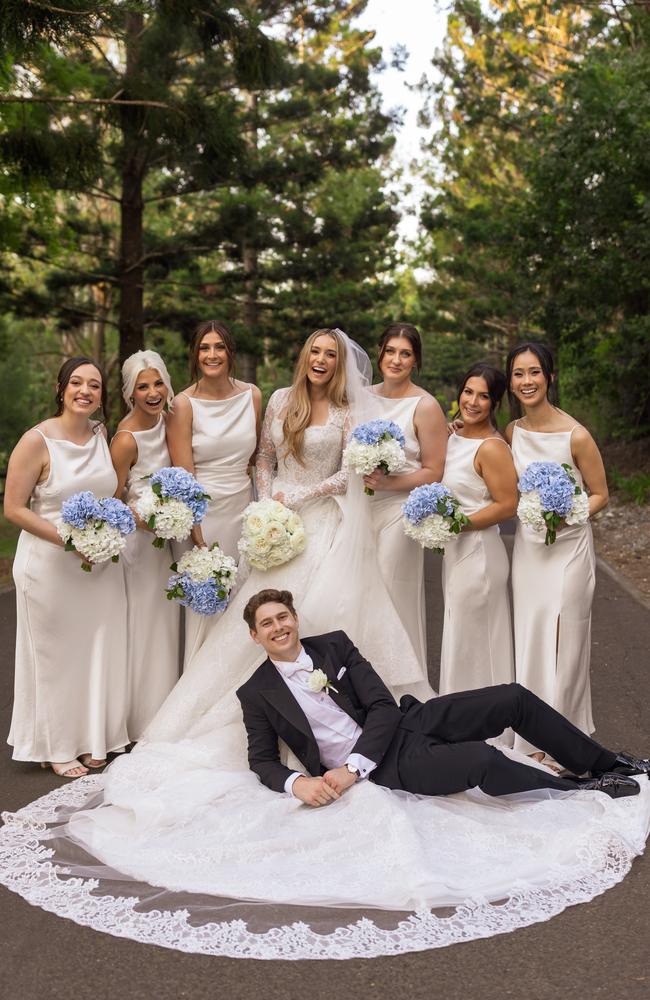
[1, 546, 649, 1000]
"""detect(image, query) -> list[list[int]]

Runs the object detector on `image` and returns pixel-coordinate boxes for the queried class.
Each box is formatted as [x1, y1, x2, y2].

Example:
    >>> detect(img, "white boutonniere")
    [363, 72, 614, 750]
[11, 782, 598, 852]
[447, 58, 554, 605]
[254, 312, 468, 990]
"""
[308, 668, 339, 695]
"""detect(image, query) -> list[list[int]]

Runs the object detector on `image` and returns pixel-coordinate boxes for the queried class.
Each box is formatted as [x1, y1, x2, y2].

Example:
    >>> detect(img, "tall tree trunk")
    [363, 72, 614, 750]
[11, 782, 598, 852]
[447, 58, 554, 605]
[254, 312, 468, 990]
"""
[239, 88, 260, 385]
[240, 239, 258, 384]
[118, 11, 145, 379]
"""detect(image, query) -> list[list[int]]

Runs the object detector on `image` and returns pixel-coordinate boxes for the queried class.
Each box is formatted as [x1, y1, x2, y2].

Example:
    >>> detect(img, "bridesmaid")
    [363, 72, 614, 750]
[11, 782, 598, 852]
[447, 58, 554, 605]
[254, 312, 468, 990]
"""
[166, 320, 261, 661]
[364, 323, 448, 666]
[5, 357, 128, 777]
[439, 363, 517, 703]
[110, 350, 180, 739]
[505, 342, 609, 757]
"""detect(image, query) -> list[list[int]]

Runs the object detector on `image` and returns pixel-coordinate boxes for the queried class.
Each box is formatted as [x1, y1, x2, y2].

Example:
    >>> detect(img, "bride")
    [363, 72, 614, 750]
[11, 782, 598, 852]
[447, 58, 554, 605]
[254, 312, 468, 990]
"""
[1, 330, 649, 960]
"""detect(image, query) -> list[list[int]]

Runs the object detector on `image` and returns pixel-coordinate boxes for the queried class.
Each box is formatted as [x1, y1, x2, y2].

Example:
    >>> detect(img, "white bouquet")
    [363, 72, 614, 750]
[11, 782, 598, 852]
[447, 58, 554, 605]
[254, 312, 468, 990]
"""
[238, 499, 306, 570]
[166, 543, 237, 615]
[343, 419, 407, 495]
[57, 492, 136, 572]
[402, 483, 470, 553]
[135, 466, 210, 548]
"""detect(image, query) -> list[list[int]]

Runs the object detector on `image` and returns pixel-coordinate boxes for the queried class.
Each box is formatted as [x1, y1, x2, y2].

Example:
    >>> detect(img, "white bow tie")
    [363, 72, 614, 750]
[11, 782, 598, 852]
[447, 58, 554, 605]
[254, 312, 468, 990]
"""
[274, 650, 313, 679]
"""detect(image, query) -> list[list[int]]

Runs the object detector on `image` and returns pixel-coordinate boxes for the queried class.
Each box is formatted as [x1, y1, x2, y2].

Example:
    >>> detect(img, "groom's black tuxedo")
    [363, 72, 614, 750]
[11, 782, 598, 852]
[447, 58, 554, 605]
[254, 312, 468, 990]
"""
[237, 630, 616, 798]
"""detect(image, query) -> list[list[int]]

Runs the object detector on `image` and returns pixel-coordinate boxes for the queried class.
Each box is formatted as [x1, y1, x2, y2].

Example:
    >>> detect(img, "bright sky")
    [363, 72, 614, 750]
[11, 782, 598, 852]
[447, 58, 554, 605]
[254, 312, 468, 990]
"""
[355, 0, 449, 240]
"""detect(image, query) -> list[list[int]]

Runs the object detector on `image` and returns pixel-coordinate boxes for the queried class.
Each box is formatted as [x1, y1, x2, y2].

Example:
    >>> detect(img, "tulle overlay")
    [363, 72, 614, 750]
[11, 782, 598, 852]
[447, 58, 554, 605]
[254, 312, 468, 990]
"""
[0, 774, 648, 959]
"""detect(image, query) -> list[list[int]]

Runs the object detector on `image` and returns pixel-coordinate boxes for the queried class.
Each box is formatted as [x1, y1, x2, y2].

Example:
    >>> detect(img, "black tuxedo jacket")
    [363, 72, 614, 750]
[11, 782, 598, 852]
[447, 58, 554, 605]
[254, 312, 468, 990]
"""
[236, 630, 402, 793]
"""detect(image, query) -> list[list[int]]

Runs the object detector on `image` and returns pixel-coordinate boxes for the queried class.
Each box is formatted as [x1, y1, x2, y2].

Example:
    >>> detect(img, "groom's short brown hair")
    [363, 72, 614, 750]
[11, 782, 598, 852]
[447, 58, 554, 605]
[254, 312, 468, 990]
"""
[243, 589, 297, 630]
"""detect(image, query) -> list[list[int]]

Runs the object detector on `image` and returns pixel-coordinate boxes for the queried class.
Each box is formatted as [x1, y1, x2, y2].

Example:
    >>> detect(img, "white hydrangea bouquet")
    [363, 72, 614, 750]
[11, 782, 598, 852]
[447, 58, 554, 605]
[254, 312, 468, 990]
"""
[166, 543, 237, 615]
[343, 419, 406, 495]
[517, 461, 589, 545]
[135, 466, 210, 548]
[57, 491, 136, 572]
[238, 499, 306, 570]
[402, 483, 470, 554]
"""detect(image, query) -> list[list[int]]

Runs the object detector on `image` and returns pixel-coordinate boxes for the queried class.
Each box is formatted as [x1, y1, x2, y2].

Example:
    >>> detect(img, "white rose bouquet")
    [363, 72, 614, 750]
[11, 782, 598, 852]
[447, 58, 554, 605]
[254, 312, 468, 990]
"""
[135, 466, 210, 548]
[343, 419, 407, 495]
[166, 543, 237, 615]
[57, 492, 136, 572]
[238, 499, 306, 571]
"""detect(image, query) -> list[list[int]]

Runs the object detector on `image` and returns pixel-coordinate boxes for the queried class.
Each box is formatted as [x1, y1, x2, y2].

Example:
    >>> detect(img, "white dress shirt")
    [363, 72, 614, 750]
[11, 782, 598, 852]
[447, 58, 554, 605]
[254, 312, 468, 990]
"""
[271, 646, 377, 795]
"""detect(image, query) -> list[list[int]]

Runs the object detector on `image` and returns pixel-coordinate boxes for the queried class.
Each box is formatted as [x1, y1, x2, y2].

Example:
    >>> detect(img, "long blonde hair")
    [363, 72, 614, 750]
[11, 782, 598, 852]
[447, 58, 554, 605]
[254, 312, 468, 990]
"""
[282, 329, 348, 465]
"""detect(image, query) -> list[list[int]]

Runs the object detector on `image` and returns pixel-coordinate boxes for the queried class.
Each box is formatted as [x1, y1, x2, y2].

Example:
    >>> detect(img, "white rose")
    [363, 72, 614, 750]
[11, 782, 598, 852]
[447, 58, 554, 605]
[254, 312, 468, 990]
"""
[308, 669, 329, 693]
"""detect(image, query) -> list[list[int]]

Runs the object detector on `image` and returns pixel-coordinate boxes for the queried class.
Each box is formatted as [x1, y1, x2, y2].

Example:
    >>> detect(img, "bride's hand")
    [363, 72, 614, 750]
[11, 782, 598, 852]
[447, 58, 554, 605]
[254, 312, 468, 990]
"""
[363, 469, 390, 492]
[272, 491, 286, 504]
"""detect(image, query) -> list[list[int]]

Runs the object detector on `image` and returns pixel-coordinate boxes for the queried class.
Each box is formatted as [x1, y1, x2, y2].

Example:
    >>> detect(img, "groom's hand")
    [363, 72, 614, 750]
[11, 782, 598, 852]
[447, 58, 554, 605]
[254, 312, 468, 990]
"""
[323, 766, 357, 795]
[292, 776, 340, 807]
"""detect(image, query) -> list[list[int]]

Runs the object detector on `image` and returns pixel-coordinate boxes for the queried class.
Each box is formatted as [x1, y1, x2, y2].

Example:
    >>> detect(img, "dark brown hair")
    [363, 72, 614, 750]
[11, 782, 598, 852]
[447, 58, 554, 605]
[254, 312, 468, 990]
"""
[243, 589, 297, 630]
[505, 341, 558, 420]
[54, 356, 107, 420]
[189, 320, 236, 382]
[457, 362, 507, 424]
[377, 323, 422, 372]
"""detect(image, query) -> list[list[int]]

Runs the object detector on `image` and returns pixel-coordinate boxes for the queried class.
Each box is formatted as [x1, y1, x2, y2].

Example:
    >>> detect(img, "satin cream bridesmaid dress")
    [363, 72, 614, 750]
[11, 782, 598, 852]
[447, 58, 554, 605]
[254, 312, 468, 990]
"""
[366, 392, 427, 670]
[9, 429, 129, 763]
[181, 387, 257, 662]
[439, 433, 514, 696]
[116, 416, 180, 738]
[511, 423, 596, 754]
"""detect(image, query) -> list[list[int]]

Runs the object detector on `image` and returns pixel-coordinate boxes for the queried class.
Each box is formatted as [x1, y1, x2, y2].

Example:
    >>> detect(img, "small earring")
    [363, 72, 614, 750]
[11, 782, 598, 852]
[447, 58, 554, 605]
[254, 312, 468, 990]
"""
[130, 396, 134, 403]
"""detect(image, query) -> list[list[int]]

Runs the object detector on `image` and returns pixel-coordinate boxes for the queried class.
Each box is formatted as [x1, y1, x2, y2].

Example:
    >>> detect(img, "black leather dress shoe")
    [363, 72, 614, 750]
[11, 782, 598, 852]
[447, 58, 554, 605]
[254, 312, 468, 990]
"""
[601, 753, 650, 778]
[578, 773, 640, 799]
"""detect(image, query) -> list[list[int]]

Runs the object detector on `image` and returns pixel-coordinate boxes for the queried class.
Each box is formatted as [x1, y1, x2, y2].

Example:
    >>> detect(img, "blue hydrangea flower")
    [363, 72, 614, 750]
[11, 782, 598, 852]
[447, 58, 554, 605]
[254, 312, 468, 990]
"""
[518, 461, 562, 493]
[151, 467, 210, 522]
[518, 462, 574, 517]
[351, 419, 406, 448]
[60, 491, 101, 528]
[168, 574, 228, 616]
[402, 483, 454, 524]
[538, 476, 574, 517]
[97, 497, 136, 535]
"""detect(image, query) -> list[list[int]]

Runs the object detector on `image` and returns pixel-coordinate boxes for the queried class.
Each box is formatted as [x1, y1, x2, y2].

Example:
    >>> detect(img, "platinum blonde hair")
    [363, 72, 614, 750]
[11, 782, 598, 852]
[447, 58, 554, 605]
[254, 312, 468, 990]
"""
[121, 350, 175, 411]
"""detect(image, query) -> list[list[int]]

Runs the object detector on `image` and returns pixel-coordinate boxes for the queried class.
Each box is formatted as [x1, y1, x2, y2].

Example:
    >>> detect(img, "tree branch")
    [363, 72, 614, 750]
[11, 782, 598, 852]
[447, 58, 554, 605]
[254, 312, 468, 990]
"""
[23, 0, 110, 15]
[0, 96, 179, 111]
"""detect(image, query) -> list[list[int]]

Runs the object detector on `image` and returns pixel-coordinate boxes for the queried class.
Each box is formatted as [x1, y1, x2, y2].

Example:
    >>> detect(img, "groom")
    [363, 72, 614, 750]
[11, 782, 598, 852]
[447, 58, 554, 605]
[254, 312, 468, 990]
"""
[236, 589, 649, 806]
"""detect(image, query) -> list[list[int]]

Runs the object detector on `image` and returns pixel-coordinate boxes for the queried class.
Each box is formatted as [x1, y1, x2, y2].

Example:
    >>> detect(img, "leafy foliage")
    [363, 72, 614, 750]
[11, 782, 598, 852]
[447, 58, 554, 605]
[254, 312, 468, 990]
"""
[415, 0, 650, 437]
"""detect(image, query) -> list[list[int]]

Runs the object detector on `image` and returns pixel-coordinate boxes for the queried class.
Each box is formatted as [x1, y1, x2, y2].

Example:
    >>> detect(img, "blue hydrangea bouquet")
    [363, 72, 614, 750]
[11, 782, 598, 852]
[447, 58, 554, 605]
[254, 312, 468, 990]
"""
[57, 492, 136, 571]
[135, 466, 210, 548]
[517, 461, 589, 545]
[343, 419, 407, 496]
[401, 483, 470, 553]
[166, 543, 237, 615]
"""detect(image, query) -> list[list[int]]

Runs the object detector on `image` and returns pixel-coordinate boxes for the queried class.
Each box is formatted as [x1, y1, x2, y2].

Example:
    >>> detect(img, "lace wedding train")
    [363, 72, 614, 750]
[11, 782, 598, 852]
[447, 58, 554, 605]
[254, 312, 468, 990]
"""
[1, 774, 648, 959]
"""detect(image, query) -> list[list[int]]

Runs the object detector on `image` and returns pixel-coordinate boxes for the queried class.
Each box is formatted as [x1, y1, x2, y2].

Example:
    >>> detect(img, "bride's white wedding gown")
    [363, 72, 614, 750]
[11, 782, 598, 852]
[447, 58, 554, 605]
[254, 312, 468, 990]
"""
[1, 387, 649, 960]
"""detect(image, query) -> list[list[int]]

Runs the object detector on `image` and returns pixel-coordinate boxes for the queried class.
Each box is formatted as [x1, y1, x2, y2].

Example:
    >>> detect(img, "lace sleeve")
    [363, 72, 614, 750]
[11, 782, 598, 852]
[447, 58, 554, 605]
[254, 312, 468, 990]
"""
[255, 391, 280, 500]
[282, 409, 351, 510]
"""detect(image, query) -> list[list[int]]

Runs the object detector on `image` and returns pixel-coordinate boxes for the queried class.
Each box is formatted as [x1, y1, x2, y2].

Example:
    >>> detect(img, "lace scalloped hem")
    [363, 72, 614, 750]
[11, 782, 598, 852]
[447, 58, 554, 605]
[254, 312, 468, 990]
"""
[0, 777, 645, 961]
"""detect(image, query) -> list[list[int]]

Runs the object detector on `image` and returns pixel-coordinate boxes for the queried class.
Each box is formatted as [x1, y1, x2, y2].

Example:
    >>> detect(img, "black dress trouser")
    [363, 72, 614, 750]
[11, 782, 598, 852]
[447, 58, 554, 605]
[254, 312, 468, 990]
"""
[371, 683, 617, 797]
